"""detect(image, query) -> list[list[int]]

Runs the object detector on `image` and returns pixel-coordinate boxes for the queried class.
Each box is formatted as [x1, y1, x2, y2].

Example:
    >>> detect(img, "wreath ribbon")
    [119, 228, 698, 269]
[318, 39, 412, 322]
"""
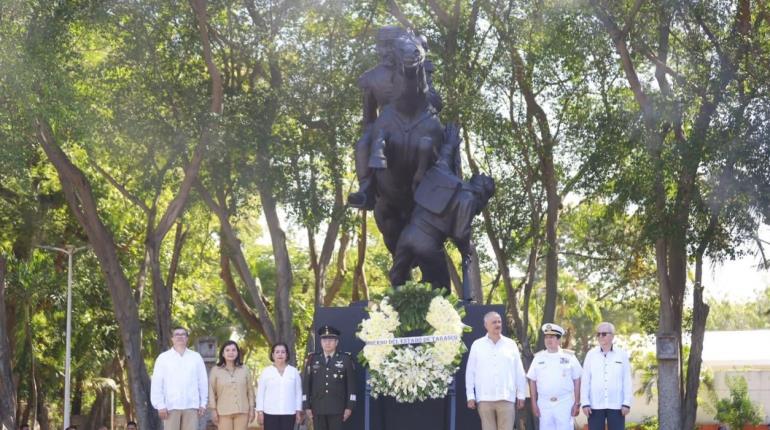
[365, 334, 461, 346]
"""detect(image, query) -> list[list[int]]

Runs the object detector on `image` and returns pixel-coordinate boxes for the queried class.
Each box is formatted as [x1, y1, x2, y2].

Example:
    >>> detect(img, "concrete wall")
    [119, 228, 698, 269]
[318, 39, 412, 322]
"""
[572, 367, 770, 427]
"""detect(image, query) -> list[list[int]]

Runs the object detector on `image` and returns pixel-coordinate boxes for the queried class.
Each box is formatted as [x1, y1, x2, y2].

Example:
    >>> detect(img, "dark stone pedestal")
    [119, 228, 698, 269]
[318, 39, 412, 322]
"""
[312, 302, 507, 430]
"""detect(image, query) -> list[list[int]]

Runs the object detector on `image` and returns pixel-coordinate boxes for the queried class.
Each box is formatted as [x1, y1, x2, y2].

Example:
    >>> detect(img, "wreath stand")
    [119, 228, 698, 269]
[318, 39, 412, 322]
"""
[363, 364, 458, 430]
[312, 302, 506, 430]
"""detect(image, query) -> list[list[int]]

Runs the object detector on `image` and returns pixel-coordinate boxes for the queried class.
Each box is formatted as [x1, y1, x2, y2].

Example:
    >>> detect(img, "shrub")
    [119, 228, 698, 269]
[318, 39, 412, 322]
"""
[715, 376, 762, 429]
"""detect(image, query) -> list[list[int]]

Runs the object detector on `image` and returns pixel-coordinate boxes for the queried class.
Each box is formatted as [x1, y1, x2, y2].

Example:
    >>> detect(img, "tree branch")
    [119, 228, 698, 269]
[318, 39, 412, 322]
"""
[0, 185, 18, 204]
[88, 158, 150, 213]
[621, 0, 647, 36]
[591, 1, 651, 113]
[195, 180, 278, 343]
[165, 221, 187, 293]
[426, 0, 453, 28]
[386, 0, 413, 29]
[756, 236, 769, 270]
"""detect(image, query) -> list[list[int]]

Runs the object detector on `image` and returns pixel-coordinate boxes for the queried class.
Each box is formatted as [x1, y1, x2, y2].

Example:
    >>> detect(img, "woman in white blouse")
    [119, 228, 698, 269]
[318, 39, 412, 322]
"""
[256, 343, 303, 430]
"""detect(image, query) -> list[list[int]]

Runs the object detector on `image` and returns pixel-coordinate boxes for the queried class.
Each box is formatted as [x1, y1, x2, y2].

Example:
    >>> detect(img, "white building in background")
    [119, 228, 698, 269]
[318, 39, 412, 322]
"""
[594, 330, 770, 426]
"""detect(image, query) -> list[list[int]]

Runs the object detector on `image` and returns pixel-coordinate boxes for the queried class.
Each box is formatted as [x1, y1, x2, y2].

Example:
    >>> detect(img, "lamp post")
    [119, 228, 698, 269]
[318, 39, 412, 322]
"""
[39, 245, 88, 430]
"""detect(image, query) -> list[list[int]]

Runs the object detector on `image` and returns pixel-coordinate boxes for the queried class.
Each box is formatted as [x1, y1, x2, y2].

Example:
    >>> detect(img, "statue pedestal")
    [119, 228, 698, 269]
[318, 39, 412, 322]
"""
[312, 302, 506, 430]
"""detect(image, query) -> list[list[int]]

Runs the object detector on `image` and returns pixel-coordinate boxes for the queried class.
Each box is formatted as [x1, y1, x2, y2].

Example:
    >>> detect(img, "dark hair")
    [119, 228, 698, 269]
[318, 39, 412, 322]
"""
[270, 342, 290, 362]
[171, 326, 188, 335]
[216, 340, 243, 367]
[20, 425, 30, 430]
[127, 422, 137, 428]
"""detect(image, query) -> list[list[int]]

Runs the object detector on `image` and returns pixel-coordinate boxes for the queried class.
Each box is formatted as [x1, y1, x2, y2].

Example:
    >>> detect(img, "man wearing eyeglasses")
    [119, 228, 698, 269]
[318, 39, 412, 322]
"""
[150, 326, 208, 430]
[580, 322, 632, 430]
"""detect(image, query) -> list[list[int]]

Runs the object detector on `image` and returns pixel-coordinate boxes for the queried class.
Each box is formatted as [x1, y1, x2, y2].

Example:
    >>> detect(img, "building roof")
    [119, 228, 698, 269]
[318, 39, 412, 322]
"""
[701, 329, 770, 368]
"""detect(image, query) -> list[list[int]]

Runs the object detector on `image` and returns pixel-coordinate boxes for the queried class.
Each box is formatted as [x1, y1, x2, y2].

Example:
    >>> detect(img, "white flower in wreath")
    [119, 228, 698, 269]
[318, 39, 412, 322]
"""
[356, 294, 468, 403]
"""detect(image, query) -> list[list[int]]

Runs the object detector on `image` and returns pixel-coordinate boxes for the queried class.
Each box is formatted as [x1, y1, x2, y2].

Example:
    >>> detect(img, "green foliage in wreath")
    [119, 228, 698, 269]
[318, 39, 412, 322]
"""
[385, 281, 452, 335]
[357, 281, 470, 402]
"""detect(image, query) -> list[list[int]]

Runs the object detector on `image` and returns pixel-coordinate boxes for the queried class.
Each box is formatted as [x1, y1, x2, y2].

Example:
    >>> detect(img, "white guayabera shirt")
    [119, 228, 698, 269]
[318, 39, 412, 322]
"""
[580, 345, 632, 410]
[465, 335, 528, 403]
[150, 348, 208, 411]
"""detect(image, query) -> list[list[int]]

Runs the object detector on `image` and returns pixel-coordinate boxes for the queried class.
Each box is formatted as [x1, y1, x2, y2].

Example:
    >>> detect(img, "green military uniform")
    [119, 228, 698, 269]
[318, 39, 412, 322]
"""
[302, 326, 357, 430]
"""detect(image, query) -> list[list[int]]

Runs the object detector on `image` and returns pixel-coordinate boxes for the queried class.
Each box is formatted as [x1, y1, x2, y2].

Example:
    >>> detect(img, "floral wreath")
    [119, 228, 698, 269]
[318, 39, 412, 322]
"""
[356, 282, 470, 403]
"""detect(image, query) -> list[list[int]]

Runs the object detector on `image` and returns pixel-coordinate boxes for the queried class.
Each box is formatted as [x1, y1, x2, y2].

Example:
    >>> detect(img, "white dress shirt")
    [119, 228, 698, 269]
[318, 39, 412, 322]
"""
[256, 364, 303, 415]
[465, 334, 528, 402]
[526, 349, 582, 398]
[580, 345, 632, 409]
[150, 348, 208, 411]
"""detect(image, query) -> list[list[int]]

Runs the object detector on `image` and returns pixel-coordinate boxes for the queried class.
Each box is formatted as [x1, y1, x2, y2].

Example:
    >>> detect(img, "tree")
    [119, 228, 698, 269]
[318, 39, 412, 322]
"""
[0, 257, 15, 429]
[588, 1, 770, 428]
[23, 0, 222, 427]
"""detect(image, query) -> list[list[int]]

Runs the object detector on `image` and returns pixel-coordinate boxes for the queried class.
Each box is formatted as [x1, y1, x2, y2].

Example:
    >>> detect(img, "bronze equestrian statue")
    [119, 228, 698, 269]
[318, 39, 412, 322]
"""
[347, 27, 494, 301]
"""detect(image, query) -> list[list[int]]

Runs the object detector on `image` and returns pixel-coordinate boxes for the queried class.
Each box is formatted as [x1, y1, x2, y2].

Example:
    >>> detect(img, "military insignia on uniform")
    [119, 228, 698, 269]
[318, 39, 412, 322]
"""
[335, 360, 344, 368]
[312, 362, 321, 370]
[350, 394, 357, 401]
[560, 357, 569, 364]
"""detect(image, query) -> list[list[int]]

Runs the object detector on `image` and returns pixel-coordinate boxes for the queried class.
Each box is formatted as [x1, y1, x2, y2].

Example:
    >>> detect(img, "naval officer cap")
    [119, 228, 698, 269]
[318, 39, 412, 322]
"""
[318, 324, 341, 339]
[541, 323, 565, 338]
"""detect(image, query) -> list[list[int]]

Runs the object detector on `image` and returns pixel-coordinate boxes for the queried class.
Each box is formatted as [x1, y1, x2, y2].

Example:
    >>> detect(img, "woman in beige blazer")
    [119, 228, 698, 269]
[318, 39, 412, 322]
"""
[208, 341, 255, 430]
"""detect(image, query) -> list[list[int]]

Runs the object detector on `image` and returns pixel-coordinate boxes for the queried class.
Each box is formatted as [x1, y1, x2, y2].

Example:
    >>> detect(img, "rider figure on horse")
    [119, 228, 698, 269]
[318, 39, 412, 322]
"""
[347, 26, 443, 210]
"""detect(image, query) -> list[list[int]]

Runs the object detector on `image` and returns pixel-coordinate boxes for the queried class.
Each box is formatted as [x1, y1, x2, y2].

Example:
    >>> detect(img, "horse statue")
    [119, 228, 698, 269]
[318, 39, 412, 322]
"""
[348, 28, 486, 298]
[365, 32, 448, 254]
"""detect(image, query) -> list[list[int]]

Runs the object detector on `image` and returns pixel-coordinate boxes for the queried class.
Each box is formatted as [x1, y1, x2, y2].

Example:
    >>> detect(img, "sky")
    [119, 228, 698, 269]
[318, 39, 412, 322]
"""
[704, 224, 770, 303]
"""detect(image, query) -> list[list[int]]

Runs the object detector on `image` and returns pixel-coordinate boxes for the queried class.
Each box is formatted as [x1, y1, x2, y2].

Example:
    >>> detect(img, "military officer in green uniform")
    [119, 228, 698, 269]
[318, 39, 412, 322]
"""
[302, 325, 357, 430]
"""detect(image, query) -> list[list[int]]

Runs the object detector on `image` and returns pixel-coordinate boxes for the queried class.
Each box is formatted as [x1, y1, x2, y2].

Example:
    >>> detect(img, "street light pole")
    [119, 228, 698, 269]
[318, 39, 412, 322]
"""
[39, 245, 88, 430]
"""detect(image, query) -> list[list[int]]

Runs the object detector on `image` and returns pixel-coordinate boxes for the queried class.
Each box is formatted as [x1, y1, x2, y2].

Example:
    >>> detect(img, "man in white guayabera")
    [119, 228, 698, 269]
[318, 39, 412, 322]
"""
[151, 326, 208, 430]
[581, 321, 632, 430]
[465, 311, 527, 430]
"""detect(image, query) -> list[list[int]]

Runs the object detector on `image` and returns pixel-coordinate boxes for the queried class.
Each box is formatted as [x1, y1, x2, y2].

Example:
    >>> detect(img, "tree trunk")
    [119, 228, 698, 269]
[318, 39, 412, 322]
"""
[35, 373, 50, 430]
[682, 253, 709, 430]
[445, 251, 463, 298]
[539, 150, 560, 339]
[468, 244, 484, 302]
[36, 119, 160, 430]
[86, 358, 120, 430]
[0, 256, 16, 430]
[20, 403, 29, 429]
[312, 159, 346, 308]
[656, 234, 684, 430]
[219, 250, 265, 338]
[197, 183, 277, 343]
[257, 175, 297, 361]
[353, 211, 369, 301]
[510, 47, 560, 349]
[148, 241, 172, 353]
[325, 232, 351, 306]
[72, 371, 84, 416]
[116, 357, 133, 424]
[87, 388, 112, 430]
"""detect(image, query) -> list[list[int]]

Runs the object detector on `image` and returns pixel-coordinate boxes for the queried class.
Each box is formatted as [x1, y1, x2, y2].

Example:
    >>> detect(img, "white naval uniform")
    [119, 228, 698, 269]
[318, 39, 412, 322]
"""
[526, 349, 582, 430]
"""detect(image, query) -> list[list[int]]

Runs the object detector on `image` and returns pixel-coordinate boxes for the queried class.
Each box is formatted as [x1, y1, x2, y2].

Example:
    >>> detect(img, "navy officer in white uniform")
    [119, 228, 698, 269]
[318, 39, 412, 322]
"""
[526, 323, 582, 430]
